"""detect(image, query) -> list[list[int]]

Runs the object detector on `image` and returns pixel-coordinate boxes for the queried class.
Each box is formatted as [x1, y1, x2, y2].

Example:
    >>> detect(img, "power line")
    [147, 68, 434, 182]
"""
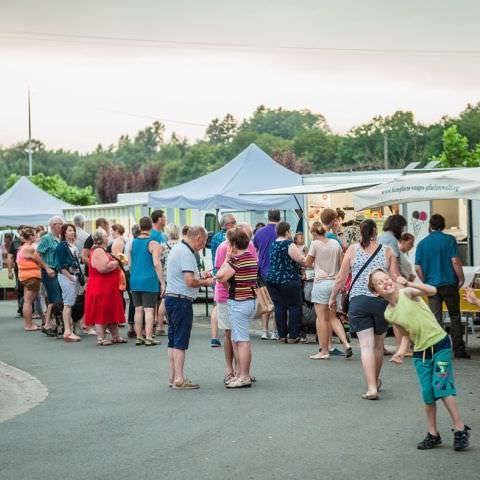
[2, 29, 480, 57]
[97, 108, 208, 128]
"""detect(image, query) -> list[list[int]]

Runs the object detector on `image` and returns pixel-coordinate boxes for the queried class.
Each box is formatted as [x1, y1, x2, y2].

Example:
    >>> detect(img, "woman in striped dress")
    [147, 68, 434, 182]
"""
[216, 227, 259, 389]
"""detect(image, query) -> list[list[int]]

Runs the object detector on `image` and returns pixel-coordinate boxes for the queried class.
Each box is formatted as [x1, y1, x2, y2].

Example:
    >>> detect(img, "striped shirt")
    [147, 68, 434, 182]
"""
[228, 251, 258, 301]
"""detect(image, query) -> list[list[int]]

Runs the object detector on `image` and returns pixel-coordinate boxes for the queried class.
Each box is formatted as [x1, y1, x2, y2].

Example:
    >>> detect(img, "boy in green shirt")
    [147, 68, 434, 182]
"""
[368, 268, 471, 451]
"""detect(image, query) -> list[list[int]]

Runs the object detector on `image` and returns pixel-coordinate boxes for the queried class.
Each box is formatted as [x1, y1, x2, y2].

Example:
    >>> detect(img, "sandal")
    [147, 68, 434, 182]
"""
[112, 337, 127, 344]
[309, 353, 330, 360]
[24, 325, 40, 332]
[136, 337, 146, 346]
[224, 373, 235, 385]
[345, 346, 353, 359]
[64, 333, 81, 342]
[97, 338, 113, 346]
[389, 354, 403, 364]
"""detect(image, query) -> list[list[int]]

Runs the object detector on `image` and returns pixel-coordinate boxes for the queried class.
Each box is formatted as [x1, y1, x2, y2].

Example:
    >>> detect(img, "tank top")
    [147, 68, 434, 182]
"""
[17, 245, 41, 282]
[350, 244, 388, 299]
[384, 290, 446, 351]
[130, 237, 159, 293]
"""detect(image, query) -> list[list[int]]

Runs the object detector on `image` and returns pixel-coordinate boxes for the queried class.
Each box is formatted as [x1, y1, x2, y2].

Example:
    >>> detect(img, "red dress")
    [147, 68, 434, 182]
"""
[84, 248, 125, 326]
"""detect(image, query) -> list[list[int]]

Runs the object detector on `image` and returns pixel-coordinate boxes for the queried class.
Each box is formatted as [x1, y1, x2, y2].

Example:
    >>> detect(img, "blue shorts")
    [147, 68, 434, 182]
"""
[165, 296, 193, 350]
[41, 269, 62, 305]
[413, 336, 457, 404]
[228, 299, 256, 342]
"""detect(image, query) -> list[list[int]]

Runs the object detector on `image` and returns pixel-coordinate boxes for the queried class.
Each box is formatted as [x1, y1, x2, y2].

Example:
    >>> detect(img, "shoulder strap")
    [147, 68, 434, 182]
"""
[347, 244, 383, 294]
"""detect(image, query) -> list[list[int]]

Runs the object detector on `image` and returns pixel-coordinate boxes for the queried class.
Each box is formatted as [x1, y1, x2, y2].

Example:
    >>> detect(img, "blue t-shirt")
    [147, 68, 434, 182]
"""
[326, 232, 342, 248]
[266, 239, 301, 284]
[150, 229, 167, 245]
[211, 230, 226, 274]
[415, 231, 459, 287]
[130, 237, 159, 293]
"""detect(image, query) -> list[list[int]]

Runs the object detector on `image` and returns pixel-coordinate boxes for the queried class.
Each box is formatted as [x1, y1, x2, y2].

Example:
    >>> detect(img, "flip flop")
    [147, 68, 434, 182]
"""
[24, 325, 40, 332]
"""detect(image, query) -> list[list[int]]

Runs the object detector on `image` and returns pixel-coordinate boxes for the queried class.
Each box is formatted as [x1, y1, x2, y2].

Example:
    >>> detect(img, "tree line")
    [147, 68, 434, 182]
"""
[1, 103, 480, 205]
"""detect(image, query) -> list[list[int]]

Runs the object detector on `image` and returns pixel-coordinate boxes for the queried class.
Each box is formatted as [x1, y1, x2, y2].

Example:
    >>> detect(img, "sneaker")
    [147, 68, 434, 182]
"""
[261, 331, 269, 340]
[136, 337, 146, 346]
[454, 350, 471, 359]
[417, 432, 442, 450]
[145, 338, 160, 346]
[453, 425, 471, 451]
[210, 338, 222, 347]
[270, 331, 279, 340]
[329, 347, 345, 356]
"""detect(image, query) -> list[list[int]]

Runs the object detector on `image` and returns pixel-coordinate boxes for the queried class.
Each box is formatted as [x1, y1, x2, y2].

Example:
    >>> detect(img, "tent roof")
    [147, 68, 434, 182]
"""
[353, 168, 480, 210]
[148, 144, 302, 210]
[243, 182, 380, 196]
[0, 177, 72, 226]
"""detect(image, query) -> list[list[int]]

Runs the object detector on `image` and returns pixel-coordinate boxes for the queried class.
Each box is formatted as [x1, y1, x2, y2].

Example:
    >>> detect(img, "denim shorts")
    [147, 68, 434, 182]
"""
[217, 302, 231, 330]
[348, 295, 388, 335]
[165, 296, 194, 350]
[311, 280, 337, 305]
[228, 299, 256, 342]
[58, 273, 79, 306]
[41, 269, 62, 305]
[413, 336, 456, 404]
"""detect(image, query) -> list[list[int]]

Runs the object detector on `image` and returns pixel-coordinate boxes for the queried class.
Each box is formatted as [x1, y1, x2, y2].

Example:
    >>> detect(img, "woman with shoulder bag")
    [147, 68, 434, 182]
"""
[329, 220, 399, 400]
[55, 224, 81, 342]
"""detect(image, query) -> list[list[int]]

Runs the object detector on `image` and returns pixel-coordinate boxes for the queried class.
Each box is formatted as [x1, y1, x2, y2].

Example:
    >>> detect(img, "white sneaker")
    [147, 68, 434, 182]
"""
[270, 331, 279, 340]
[261, 331, 269, 340]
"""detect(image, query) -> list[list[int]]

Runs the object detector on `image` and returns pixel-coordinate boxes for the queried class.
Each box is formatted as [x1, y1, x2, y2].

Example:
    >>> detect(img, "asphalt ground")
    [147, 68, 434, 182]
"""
[0, 300, 479, 480]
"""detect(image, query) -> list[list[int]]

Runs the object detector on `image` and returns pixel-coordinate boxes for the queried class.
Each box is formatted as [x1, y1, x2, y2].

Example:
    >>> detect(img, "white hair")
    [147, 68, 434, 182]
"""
[73, 214, 85, 227]
[92, 227, 108, 245]
[48, 216, 64, 228]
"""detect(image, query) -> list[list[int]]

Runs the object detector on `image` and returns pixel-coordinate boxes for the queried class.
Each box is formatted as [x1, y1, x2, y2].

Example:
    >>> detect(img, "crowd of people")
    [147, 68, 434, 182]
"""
[4, 207, 474, 451]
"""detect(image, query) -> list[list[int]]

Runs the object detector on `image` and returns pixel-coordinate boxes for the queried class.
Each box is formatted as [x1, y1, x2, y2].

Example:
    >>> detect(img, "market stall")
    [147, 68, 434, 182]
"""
[353, 168, 480, 265]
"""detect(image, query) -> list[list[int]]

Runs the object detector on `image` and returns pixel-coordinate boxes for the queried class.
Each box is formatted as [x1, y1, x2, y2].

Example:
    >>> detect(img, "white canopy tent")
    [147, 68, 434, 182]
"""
[0, 177, 71, 227]
[353, 168, 480, 210]
[244, 182, 380, 196]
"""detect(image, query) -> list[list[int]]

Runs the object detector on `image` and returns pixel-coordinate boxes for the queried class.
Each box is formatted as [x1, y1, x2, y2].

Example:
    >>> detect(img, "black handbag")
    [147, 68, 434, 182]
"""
[64, 242, 85, 286]
[342, 244, 382, 314]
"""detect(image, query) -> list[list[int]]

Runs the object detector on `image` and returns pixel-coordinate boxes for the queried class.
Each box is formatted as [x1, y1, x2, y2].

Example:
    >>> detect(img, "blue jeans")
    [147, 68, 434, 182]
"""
[266, 280, 302, 339]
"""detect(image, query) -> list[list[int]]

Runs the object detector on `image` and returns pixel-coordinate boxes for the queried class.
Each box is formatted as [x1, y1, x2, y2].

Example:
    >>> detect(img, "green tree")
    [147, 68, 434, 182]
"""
[206, 114, 238, 144]
[433, 125, 480, 167]
[239, 106, 329, 140]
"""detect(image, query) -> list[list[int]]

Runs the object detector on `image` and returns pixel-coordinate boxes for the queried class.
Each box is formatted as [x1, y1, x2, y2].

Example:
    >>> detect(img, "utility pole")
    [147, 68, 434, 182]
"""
[383, 132, 389, 170]
[27, 89, 33, 176]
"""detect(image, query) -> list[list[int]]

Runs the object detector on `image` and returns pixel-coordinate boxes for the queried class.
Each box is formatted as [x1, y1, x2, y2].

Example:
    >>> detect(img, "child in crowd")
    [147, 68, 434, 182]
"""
[293, 232, 308, 256]
[368, 268, 471, 451]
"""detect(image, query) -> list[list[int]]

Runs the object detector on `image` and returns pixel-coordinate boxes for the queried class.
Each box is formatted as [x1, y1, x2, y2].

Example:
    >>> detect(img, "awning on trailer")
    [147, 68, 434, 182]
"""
[353, 168, 480, 210]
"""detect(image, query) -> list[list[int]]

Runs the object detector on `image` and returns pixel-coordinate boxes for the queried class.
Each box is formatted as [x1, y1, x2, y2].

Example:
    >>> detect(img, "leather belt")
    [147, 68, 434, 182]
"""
[166, 293, 194, 302]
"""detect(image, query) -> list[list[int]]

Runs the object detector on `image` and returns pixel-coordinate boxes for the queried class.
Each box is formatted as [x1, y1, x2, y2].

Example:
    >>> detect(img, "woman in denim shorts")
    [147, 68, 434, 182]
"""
[216, 227, 258, 389]
[329, 220, 399, 400]
[305, 223, 352, 360]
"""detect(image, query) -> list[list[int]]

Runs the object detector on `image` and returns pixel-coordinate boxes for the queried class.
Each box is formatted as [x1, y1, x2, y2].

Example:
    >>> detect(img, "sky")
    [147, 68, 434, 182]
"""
[1, 0, 480, 152]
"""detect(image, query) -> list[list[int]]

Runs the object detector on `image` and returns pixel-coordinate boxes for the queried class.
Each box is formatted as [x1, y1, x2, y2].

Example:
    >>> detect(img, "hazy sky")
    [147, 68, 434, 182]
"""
[1, 0, 480, 152]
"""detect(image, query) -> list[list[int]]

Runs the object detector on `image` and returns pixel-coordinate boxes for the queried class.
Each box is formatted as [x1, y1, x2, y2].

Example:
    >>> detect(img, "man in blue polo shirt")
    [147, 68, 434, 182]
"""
[415, 214, 469, 358]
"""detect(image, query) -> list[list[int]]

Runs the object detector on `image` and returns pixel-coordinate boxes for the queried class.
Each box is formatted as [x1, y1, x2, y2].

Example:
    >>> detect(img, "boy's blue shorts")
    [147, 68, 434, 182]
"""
[413, 335, 456, 405]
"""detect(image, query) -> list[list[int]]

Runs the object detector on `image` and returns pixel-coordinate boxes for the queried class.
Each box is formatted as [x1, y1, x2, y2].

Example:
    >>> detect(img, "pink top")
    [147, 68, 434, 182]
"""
[214, 240, 257, 303]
